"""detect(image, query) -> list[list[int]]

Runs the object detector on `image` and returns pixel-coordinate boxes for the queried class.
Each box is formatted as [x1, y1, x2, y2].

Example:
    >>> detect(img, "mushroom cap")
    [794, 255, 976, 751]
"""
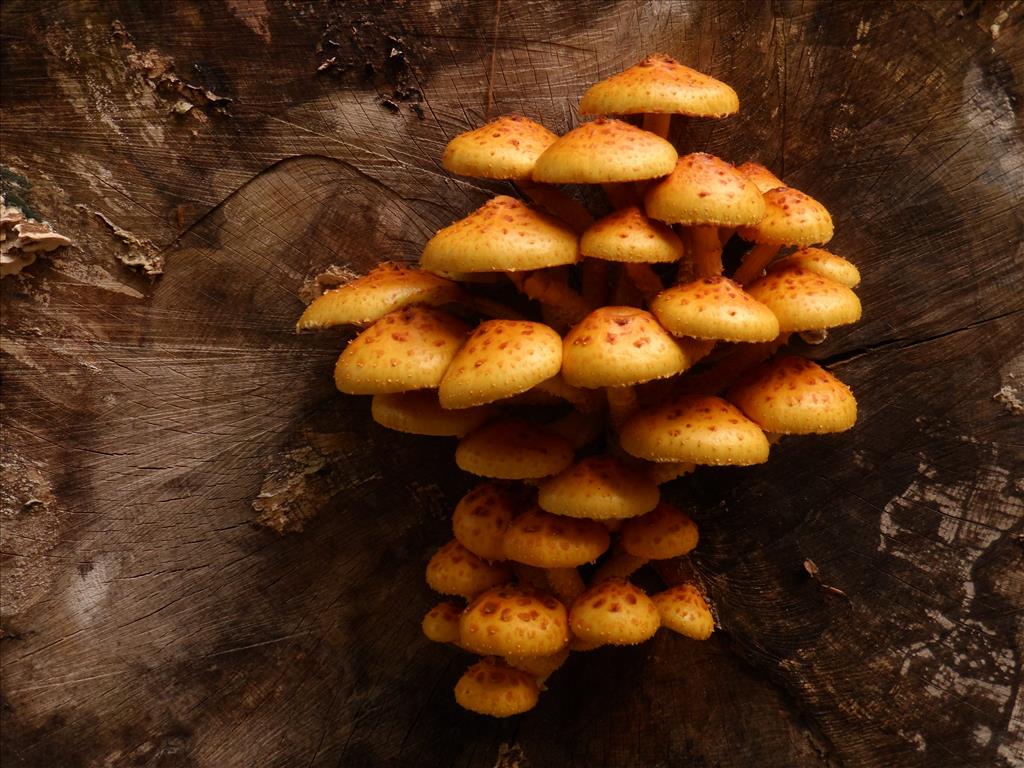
[644, 153, 766, 227]
[503, 507, 611, 568]
[296, 264, 462, 330]
[735, 162, 785, 194]
[620, 395, 771, 466]
[456, 419, 575, 480]
[442, 115, 558, 180]
[454, 658, 540, 717]
[459, 585, 570, 657]
[452, 483, 519, 562]
[579, 53, 739, 118]
[420, 196, 579, 274]
[650, 276, 780, 342]
[653, 583, 715, 640]
[334, 307, 470, 394]
[727, 355, 857, 434]
[439, 320, 563, 409]
[569, 579, 661, 646]
[620, 501, 699, 560]
[561, 306, 706, 388]
[737, 187, 833, 246]
[426, 540, 513, 599]
[746, 266, 862, 332]
[771, 247, 860, 288]
[537, 455, 660, 520]
[579, 206, 685, 264]
[422, 601, 463, 645]
[532, 119, 678, 184]
[371, 391, 494, 437]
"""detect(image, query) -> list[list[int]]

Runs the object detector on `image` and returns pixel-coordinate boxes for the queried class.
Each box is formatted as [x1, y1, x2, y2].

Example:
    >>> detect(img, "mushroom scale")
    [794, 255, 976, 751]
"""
[425, 540, 513, 599]
[459, 585, 570, 657]
[727, 355, 857, 435]
[420, 196, 579, 274]
[439, 320, 563, 409]
[333, 306, 470, 395]
[650, 276, 780, 343]
[532, 118, 678, 184]
[456, 419, 575, 480]
[746, 266, 862, 333]
[653, 583, 715, 640]
[538, 455, 660, 520]
[569, 579, 661, 646]
[579, 53, 739, 119]
[454, 658, 540, 717]
[296, 263, 462, 331]
[619, 394, 771, 466]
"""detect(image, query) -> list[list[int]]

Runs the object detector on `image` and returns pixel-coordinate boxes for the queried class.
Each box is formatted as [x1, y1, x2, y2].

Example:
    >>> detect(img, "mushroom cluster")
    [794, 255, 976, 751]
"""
[297, 54, 862, 717]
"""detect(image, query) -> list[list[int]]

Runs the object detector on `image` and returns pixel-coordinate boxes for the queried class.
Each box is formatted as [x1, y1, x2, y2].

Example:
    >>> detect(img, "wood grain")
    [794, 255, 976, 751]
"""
[2, 1, 1022, 766]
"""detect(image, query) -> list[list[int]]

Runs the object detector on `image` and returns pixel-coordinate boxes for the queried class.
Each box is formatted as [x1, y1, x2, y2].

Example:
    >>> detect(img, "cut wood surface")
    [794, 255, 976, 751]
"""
[2, 1, 1023, 766]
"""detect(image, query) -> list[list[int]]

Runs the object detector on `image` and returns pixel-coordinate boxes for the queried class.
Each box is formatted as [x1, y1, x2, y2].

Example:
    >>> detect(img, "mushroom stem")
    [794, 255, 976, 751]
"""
[511, 563, 549, 589]
[624, 263, 664, 302]
[733, 243, 782, 285]
[676, 334, 791, 395]
[607, 385, 638, 429]
[602, 182, 640, 209]
[646, 461, 696, 485]
[592, 546, 648, 583]
[461, 296, 529, 321]
[642, 113, 672, 139]
[690, 224, 724, 277]
[545, 567, 586, 604]
[719, 226, 736, 245]
[517, 180, 594, 234]
[581, 258, 610, 307]
[536, 374, 604, 413]
[511, 270, 591, 324]
[612, 265, 645, 307]
[548, 409, 607, 450]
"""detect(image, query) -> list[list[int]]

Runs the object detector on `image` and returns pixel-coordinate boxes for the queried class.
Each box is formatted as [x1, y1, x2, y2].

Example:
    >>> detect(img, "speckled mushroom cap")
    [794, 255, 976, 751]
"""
[452, 483, 520, 562]
[737, 187, 834, 246]
[579, 53, 739, 118]
[334, 307, 470, 395]
[420, 196, 579, 274]
[454, 658, 540, 717]
[456, 419, 575, 480]
[644, 153, 766, 227]
[561, 306, 705, 388]
[426, 540, 513, 599]
[371, 391, 494, 437]
[532, 119, 678, 184]
[296, 264, 462, 330]
[459, 585, 570, 656]
[537, 455, 660, 520]
[580, 206, 684, 264]
[422, 601, 463, 645]
[735, 162, 785, 194]
[503, 507, 610, 568]
[746, 266, 862, 332]
[727, 355, 857, 434]
[619, 395, 771, 466]
[439, 320, 563, 409]
[442, 115, 558, 180]
[653, 583, 715, 640]
[771, 247, 860, 288]
[569, 579, 660, 646]
[619, 501, 699, 560]
[650, 276, 780, 342]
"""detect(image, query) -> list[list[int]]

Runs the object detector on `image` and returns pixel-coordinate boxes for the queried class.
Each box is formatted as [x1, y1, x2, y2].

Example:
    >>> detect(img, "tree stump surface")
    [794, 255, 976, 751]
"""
[2, 2, 1022, 766]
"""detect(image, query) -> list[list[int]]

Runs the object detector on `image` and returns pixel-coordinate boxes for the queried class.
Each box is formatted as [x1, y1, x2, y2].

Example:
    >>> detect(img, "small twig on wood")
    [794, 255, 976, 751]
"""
[804, 559, 849, 599]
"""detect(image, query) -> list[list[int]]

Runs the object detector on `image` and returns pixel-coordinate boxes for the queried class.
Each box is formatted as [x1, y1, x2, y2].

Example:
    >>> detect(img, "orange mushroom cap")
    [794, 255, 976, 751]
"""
[645, 153, 765, 227]
[650, 276, 780, 342]
[569, 578, 660, 646]
[533, 118, 678, 184]
[442, 115, 558, 180]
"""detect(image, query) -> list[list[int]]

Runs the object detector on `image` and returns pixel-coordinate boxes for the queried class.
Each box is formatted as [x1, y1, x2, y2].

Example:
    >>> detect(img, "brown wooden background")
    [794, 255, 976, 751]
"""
[2, 1, 1023, 766]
